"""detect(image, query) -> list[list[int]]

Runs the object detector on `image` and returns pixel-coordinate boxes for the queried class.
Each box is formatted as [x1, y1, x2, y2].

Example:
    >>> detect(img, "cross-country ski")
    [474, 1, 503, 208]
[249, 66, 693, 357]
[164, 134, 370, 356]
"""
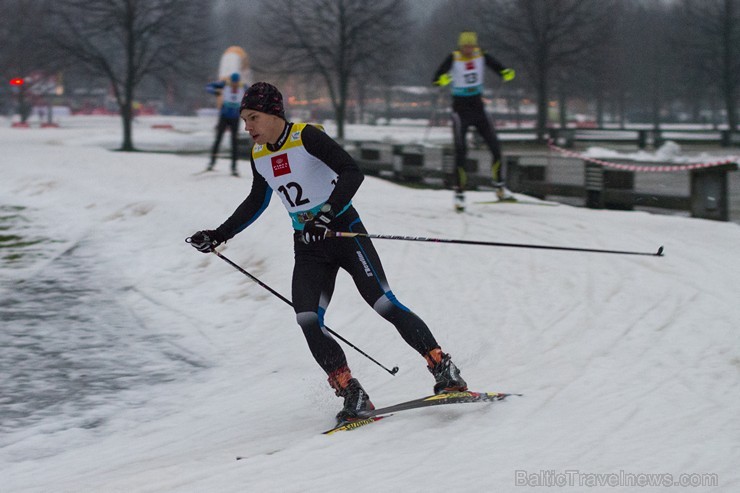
[323, 391, 518, 434]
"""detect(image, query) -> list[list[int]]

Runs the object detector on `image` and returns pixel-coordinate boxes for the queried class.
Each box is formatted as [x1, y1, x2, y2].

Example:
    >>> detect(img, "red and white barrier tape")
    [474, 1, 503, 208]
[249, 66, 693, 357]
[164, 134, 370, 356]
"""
[547, 139, 738, 172]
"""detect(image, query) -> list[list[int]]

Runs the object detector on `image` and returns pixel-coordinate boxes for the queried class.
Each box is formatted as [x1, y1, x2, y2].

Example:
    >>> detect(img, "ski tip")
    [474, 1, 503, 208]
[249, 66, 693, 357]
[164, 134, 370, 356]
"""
[656, 245, 664, 256]
[436, 390, 521, 400]
[482, 391, 523, 398]
[466, 391, 523, 400]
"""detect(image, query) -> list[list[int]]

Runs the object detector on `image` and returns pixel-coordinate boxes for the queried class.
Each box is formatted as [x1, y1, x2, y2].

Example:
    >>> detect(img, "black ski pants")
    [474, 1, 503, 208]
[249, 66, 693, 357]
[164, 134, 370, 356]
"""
[451, 105, 502, 191]
[291, 207, 439, 375]
[210, 115, 240, 170]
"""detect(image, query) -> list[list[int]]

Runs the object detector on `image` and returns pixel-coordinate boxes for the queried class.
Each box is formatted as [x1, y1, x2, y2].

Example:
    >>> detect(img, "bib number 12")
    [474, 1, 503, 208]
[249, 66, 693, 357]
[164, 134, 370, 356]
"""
[278, 182, 310, 208]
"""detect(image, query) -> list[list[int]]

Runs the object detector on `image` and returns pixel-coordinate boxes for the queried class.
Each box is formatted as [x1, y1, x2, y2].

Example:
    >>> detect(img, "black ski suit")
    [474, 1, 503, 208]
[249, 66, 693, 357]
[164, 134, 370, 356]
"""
[433, 51, 508, 190]
[213, 122, 440, 375]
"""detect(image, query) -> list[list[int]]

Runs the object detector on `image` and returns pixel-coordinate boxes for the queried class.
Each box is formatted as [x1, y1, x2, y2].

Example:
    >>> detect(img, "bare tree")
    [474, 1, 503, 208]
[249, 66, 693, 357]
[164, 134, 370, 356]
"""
[626, 2, 680, 130]
[592, 1, 644, 129]
[47, 0, 212, 150]
[253, 0, 411, 139]
[677, 0, 739, 131]
[476, 0, 615, 140]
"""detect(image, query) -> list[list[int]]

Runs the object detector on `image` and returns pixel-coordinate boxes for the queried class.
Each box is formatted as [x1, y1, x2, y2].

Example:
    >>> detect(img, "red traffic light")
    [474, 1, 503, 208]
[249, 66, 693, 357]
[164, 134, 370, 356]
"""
[10, 77, 25, 86]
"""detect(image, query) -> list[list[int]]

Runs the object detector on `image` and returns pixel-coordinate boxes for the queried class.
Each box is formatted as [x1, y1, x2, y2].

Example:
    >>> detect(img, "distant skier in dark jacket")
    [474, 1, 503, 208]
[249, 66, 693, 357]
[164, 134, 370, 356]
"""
[205, 72, 245, 176]
[189, 82, 467, 423]
[433, 31, 515, 211]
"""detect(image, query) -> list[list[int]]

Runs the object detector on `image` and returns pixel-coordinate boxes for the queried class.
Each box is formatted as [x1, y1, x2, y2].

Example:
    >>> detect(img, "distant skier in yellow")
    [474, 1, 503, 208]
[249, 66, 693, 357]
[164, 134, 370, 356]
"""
[433, 31, 515, 211]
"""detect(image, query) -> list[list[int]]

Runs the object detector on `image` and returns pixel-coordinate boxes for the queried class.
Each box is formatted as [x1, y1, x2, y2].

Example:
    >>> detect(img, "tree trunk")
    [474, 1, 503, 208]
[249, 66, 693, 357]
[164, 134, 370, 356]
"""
[120, 3, 136, 151]
[335, 74, 350, 140]
[536, 65, 549, 141]
[651, 75, 661, 131]
[558, 86, 567, 129]
[120, 101, 134, 151]
[384, 87, 393, 126]
[335, 92, 346, 140]
[722, 0, 738, 130]
[595, 84, 605, 127]
[651, 98, 661, 131]
[17, 86, 31, 123]
[120, 72, 135, 151]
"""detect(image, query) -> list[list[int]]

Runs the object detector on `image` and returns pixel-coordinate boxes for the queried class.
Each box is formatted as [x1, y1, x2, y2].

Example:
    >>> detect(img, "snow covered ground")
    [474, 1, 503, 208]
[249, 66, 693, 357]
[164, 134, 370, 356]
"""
[1, 116, 739, 492]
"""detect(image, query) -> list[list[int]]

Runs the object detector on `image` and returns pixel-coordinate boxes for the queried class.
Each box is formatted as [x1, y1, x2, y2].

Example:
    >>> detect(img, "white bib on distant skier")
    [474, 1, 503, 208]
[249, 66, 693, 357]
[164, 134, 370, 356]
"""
[252, 123, 338, 228]
[222, 85, 242, 114]
[451, 48, 485, 97]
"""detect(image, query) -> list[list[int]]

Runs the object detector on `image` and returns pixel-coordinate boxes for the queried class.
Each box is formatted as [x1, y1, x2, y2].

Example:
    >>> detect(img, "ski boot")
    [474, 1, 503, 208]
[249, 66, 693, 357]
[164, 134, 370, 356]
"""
[328, 367, 375, 422]
[454, 190, 465, 213]
[425, 349, 468, 394]
[494, 182, 515, 202]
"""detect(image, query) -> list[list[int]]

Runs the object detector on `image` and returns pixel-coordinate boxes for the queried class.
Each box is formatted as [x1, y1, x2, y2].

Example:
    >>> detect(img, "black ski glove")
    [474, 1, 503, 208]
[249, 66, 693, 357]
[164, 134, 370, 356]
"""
[189, 229, 224, 253]
[301, 204, 335, 244]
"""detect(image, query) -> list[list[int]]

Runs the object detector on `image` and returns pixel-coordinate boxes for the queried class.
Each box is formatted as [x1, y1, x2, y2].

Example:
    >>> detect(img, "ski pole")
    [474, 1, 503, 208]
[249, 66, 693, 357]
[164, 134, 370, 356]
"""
[327, 232, 664, 257]
[186, 240, 400, 376]
[212, 250, 400, 375]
